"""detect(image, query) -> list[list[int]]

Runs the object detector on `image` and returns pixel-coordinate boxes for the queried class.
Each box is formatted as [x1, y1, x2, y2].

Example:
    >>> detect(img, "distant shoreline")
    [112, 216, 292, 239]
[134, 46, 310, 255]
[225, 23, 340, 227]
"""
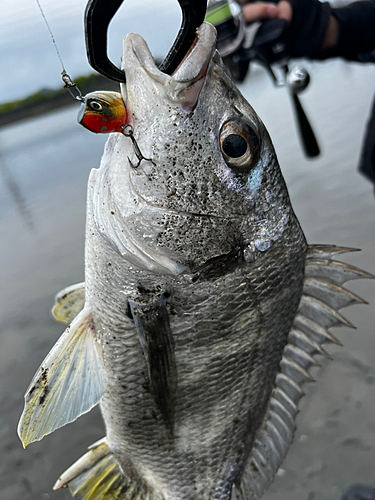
[0, 74, 120, 129]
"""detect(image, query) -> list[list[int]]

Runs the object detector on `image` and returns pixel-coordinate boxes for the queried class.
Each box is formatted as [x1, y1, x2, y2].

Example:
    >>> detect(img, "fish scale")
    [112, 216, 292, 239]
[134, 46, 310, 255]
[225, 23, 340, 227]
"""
[18, 22, 373, 500]
[81, 157, 307, 500]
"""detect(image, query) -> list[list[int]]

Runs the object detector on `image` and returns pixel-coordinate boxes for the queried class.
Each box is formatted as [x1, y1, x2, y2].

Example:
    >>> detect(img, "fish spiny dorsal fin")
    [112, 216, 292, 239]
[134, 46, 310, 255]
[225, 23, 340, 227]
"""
[288, 327, 331, 359]
[293, 313, 342, 346]
[235, 245, 373, 500]
[299, 295, 355, 329]
[305, 244, 360, 260]
[18, 307, 105, 447]
[305, 259, 374, 285]
[54, 438, 163, 500]
[303, 277, 367, 310]
[53, 282, 85, 323]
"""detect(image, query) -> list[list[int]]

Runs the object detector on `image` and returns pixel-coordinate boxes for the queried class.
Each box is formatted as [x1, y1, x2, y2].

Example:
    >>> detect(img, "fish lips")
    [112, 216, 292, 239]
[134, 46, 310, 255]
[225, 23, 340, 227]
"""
[121, 22, 217, 110]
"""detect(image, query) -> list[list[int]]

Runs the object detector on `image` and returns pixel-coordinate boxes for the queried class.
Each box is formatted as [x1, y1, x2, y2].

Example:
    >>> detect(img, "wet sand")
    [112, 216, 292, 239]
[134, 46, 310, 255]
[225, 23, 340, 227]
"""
[0, 59, 374, 499]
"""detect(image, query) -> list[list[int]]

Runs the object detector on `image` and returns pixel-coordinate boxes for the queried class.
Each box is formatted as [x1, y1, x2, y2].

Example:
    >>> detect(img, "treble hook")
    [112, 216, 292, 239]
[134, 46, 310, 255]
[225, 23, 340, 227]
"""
[121, 125, 155, 169]
[84, 0, 207, 82]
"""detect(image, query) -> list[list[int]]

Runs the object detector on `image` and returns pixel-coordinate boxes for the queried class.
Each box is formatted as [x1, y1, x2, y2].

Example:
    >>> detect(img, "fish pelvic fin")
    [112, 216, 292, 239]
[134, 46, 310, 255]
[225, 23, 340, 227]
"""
[18, 307, 106, 447]
[53, 282, 85, 323]
[235, 244, 373, 500]
[129, 294, 177, 438]
[54, 437, 163, 500]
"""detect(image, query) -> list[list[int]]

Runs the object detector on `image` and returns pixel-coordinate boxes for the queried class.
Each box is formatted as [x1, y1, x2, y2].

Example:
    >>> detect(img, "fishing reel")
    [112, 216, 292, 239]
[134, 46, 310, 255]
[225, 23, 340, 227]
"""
[206, 0, 320, 157]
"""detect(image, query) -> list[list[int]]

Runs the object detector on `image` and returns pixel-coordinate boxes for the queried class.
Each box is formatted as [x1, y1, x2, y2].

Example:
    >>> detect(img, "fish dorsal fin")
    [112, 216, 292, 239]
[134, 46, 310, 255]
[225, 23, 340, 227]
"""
[235, 245, 373, 500]
[54, 437, 163, 500]
[53, 282, 85, 323]
[18, 307, 106, 447]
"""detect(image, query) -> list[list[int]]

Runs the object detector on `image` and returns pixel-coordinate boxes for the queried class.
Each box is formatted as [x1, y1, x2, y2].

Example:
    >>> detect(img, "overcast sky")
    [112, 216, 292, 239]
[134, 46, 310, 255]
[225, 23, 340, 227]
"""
[0, 0, 181, 103]
[1, 0, 353, 104]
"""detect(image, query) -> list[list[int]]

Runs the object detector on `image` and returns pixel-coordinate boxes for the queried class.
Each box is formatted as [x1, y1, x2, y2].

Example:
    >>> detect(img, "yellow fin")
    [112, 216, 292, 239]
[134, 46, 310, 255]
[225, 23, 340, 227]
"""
[18, 307, 105, 447]
[53, 282, 85, 323]
[54, 438, 161, 500]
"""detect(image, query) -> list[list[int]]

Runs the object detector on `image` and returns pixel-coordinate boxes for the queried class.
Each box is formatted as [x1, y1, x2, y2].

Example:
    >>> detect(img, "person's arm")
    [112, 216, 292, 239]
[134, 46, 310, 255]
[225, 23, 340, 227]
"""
[242, 0, 375, 60]
[331, 1, 375, 60]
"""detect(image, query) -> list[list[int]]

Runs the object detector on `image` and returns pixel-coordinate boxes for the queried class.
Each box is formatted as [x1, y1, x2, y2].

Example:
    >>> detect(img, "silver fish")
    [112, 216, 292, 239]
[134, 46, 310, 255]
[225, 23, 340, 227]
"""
[18, 22, 373, 500]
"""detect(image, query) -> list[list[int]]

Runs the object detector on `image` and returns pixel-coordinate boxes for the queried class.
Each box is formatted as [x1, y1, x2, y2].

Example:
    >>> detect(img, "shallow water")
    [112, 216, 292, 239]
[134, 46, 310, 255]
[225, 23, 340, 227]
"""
[0, 60, 374, 499]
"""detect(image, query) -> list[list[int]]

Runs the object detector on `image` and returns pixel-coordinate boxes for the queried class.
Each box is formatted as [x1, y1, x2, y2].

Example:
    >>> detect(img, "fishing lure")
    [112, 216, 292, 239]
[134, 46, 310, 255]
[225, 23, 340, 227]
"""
[35, 0, 173, 166]
[78, 91, 155, 168]
[77, 91, 127, 134]
[35, 1, 127, 135]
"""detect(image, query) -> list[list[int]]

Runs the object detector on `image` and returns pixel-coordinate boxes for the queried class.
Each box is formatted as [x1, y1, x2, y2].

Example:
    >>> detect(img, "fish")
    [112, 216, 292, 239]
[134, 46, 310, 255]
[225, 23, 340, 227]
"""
[18, 22, 373, 500]
[78, 91, 127, 134]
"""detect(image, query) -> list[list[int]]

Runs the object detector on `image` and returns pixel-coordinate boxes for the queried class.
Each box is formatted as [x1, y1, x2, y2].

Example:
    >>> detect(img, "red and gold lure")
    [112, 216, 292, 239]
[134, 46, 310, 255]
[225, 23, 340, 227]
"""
[78, 91, 127, 134]
[35, 0, 126, 136]
[77, 90, 153, 168]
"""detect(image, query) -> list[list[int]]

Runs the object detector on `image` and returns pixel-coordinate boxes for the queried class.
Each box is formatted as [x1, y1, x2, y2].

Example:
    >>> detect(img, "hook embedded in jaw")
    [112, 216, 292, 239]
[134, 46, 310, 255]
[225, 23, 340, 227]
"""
[127, 154, 156, 169]
[121, 125, 155, 169]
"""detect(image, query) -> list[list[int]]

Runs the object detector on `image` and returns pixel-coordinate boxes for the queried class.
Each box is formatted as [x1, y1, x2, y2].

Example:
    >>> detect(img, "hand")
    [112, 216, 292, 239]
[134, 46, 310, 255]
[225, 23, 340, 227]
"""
[242, 1, 292, 24]
[241, 0, 338, 53]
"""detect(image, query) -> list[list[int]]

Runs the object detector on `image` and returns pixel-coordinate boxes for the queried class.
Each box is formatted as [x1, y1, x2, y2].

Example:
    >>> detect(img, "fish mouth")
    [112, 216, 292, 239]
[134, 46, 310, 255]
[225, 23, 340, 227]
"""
[121, 22, 217, 105]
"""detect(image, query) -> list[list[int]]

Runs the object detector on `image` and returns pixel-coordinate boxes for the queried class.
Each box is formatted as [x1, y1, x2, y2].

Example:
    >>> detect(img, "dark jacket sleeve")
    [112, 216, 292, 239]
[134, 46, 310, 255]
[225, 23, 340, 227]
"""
[331, 1, 375, 61]
[283, 0, 375, 61]
[284, 0, 332, 58]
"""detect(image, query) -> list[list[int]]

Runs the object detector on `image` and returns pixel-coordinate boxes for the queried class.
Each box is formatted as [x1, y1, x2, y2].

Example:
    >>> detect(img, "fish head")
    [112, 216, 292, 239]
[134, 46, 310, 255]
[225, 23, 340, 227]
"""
[78, 91, 126, 134]
[95, 23, 294, 274]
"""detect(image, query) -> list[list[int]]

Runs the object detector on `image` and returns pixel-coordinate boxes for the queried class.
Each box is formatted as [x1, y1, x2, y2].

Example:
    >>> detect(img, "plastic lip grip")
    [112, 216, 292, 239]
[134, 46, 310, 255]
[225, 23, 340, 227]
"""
[84, 0, 207, 83]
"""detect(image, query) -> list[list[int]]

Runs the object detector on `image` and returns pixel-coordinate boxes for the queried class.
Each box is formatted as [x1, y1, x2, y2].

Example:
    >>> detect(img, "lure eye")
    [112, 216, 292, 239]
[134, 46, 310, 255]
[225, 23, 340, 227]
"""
[220, 121, 260, 171]
[89, 100, 102, 111]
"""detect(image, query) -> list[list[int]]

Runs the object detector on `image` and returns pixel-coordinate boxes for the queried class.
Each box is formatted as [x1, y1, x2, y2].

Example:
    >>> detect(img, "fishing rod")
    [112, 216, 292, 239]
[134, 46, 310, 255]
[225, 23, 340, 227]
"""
[206, 0, 321, 158]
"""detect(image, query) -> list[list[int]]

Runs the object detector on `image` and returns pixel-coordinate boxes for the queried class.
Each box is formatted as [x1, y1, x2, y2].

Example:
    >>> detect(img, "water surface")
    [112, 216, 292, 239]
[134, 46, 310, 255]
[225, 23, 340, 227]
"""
[0, 60, 374, 500]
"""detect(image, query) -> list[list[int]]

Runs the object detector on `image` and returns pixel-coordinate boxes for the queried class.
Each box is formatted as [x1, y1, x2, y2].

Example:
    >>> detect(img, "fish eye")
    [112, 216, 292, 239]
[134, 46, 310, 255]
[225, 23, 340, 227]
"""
[89, 100, 102, 111]
[220, 121, 260, 171]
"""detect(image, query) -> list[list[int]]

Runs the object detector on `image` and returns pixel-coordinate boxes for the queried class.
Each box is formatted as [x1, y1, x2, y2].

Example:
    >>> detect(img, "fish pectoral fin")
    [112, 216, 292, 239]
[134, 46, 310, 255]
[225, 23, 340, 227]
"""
[53, 282, 85, 323]
[54, 437, 160, 500]
[18, 307, 106, 447]
[129, 294, 177, 437]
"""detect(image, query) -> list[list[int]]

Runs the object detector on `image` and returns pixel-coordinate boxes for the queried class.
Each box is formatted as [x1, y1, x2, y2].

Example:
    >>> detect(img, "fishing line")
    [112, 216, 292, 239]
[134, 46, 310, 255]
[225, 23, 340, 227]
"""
[35, 0, 84, 101]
